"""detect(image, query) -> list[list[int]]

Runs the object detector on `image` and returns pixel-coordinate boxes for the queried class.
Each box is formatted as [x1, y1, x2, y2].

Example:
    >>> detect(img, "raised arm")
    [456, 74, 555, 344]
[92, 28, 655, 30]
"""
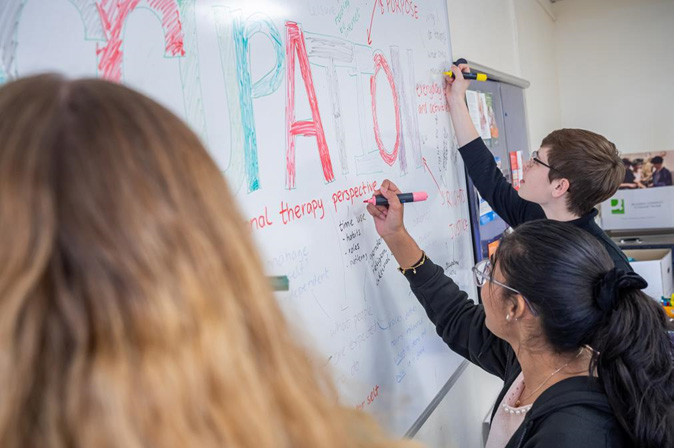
[445, 63, 545, 226]
[366, 180, 513, 378]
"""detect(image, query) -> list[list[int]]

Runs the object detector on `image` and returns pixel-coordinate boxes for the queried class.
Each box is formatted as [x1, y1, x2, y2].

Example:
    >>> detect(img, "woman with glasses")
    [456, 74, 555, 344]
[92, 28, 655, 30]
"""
[444, 62, 631, 272]
[367, 179, 673, 448]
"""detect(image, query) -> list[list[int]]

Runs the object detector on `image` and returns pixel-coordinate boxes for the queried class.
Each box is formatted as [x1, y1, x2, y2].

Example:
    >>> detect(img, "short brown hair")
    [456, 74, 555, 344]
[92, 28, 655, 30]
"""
[542, 129, 624, 216]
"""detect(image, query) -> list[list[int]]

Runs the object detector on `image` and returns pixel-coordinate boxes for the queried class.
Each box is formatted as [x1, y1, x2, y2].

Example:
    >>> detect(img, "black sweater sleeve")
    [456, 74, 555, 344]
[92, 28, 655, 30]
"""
[403, 257, 513, 380]
[459, 137, 545, 227]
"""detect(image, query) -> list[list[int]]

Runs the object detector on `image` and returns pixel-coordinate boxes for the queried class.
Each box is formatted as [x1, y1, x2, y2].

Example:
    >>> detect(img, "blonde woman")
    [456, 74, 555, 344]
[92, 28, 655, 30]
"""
[0, 74, 418, 448]
[640, 159, 654, 186]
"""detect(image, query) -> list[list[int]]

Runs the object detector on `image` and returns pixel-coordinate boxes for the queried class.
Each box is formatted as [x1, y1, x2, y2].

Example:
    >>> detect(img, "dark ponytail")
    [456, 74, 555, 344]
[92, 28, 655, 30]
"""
[495, 220, 674, 448]
[591, 282, 674, 447]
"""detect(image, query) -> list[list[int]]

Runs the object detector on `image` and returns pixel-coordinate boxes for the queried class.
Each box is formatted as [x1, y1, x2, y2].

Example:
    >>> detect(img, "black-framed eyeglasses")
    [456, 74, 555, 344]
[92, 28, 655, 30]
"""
[530, 150, 556, 171]
[529, 150, 570, 192]
[471, 259, 539, 316]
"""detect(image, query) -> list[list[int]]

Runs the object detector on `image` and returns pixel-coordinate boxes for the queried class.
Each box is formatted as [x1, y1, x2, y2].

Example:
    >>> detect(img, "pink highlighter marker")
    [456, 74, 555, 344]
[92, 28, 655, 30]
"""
[363, 191, 428, 206]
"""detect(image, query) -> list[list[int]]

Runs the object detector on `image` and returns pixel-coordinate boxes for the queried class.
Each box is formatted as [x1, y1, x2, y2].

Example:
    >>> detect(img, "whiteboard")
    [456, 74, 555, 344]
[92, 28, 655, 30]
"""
[1, 0, 477, 435]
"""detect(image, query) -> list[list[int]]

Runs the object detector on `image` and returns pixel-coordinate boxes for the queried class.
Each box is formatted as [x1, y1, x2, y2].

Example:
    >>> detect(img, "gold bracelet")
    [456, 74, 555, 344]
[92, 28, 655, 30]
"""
[397, 251, 426, 275]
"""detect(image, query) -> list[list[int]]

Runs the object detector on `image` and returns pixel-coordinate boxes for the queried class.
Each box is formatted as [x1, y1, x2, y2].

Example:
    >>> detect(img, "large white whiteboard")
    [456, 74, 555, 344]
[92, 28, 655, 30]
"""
[1, 0, 477, 435]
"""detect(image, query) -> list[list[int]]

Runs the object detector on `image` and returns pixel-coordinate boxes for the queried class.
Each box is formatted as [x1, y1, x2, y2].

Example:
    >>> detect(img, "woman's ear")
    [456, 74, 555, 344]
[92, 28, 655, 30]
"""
[512, 296, 528, 321]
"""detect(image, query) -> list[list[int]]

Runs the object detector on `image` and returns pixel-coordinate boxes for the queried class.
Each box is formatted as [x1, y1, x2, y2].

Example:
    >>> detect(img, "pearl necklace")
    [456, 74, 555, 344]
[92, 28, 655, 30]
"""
[514, 347, 585, 408]
[502, 401, 532, 415]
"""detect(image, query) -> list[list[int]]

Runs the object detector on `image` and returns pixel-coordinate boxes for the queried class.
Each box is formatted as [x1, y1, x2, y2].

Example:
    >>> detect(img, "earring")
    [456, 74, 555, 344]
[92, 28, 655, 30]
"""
[505, 314, 511, 321]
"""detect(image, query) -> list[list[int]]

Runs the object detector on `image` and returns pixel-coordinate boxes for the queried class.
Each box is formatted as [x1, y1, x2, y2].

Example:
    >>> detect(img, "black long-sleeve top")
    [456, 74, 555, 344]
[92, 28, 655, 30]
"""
[459, 137, 632, 272]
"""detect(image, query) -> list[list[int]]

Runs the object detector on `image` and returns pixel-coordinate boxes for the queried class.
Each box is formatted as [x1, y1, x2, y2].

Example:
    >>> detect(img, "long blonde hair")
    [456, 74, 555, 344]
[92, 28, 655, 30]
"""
[0, 75, 418, 448]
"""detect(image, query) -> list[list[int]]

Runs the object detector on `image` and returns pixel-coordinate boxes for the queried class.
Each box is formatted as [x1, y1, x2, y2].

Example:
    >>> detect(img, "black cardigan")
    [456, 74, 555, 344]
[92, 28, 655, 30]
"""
[405, 258, 630, 448]
[459, 137, 632, 272]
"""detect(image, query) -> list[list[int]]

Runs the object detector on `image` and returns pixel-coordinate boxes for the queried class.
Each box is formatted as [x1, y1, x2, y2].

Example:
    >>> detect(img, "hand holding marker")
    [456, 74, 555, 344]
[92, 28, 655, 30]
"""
[364, 191, 428, 206]
[443, 58, 489, 81]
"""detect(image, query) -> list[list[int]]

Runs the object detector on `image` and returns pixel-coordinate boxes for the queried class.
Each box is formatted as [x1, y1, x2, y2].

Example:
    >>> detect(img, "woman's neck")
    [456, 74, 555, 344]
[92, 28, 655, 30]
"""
[516, 347, 591, 406]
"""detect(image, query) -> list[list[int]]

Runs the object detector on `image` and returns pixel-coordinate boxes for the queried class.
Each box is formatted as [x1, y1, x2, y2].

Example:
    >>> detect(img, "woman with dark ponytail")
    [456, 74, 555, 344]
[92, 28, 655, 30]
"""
[368, 179, 674, 448]
[495, 219, 673, 447]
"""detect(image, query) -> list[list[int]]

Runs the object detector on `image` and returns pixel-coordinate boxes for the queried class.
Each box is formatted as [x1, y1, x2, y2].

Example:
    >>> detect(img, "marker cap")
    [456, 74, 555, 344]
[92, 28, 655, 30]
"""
[413, 191, 428, 202]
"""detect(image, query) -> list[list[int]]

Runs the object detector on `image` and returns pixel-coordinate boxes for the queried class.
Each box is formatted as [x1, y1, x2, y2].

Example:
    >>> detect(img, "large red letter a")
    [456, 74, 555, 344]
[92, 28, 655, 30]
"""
[285, 21, 335, 189]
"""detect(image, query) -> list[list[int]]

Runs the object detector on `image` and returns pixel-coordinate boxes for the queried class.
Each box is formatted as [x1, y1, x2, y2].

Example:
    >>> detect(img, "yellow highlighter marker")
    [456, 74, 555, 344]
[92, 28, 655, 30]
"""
[443, 71, 489, 81]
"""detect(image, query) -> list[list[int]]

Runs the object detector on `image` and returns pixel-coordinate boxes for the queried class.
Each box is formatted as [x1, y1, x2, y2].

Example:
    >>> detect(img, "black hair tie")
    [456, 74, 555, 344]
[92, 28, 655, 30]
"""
[594, 268, 648, 312]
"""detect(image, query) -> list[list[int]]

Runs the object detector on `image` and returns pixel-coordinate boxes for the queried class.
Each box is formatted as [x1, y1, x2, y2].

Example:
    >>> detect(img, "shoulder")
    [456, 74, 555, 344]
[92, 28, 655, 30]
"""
[540, 405, 621, 432]
[583, 218, 632, 271]
[524, 406, 628, 448]
[603, 240, 632, 271]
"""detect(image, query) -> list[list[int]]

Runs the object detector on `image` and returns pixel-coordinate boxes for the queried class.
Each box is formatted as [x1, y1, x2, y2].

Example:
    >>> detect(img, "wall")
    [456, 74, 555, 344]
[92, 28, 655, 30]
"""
[553, 0, 674, 154]
[513, 0, 562, 148]
[446, 0, 562, 153]
[445, 0, 521, 76]
[445, 0, 674, 157]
